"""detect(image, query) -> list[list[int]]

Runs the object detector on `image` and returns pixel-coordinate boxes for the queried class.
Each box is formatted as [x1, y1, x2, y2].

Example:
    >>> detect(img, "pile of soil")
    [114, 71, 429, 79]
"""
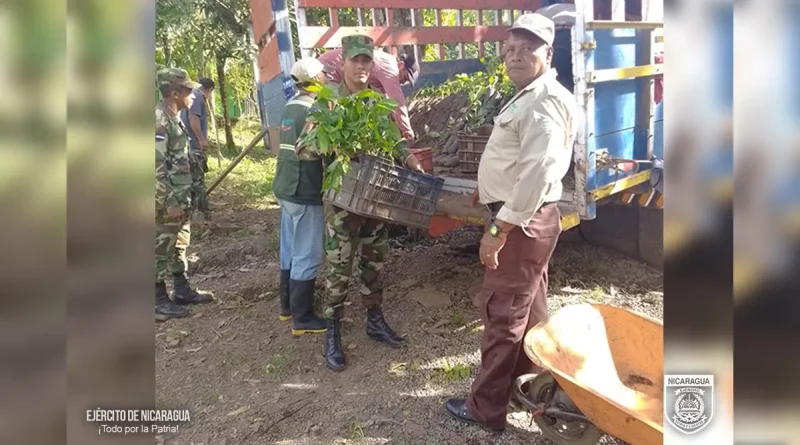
[407, 92, 503, 177]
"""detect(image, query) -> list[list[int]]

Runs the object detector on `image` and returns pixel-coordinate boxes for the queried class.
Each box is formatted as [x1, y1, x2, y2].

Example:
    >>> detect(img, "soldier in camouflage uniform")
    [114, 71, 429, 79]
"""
[311, 35, 425, 371]
[155, 68, 214, 321]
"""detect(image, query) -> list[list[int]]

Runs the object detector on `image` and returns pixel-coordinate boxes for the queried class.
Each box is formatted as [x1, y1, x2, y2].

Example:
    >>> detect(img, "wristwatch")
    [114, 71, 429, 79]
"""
[488, 223, 503, 237]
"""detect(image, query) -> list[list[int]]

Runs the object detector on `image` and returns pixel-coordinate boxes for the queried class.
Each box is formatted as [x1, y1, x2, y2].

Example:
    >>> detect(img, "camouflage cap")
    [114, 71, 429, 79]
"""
[342, 35, 374, 60]
[157, 67, 202, 90]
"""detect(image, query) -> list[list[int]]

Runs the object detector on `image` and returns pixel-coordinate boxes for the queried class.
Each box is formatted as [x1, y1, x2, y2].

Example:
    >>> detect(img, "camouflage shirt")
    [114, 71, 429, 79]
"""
[155, 103, 193, 210]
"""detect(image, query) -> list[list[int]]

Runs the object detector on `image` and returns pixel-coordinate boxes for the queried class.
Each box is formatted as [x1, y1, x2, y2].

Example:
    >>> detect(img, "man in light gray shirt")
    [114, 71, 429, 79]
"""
[180, 77, 215, 219]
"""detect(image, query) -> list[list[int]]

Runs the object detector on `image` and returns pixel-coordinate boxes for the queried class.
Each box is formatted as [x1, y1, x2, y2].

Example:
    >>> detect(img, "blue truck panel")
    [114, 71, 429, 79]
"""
[652, 101, 664, 160]
[588, 28, 658, 189]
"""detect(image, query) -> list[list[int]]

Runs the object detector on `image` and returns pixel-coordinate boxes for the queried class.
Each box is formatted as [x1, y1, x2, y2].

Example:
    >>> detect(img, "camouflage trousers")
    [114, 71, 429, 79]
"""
[324, 206, 389, 317]
[190, 151, 210, 218]
[155, 209, 191, 283]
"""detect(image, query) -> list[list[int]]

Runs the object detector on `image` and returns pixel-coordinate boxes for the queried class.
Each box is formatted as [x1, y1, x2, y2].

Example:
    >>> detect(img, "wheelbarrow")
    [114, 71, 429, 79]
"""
[513, 304, 663, 445]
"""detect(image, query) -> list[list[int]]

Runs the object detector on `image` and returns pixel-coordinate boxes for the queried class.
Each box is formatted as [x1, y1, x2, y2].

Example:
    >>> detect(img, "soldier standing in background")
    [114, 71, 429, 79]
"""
[156, 68, 215, 321]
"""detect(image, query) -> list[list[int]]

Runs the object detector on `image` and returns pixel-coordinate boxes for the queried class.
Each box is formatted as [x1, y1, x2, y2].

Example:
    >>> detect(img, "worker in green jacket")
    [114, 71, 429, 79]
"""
[271, 58, 331, 335]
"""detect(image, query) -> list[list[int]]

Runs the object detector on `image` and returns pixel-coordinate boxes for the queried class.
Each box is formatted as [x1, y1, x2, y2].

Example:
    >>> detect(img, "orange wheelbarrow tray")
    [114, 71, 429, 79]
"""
[513, 304, 663, 445]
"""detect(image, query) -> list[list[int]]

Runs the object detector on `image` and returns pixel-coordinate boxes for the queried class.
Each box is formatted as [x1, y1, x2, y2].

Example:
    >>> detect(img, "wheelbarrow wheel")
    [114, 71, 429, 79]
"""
[528, 373, 604, 445]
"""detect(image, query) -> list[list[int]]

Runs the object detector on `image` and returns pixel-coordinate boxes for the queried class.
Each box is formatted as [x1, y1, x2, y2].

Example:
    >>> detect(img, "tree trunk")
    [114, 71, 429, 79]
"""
[413, 9, 426, 61]
[162, 34, 172, 66]
[215, 55, 235, 151]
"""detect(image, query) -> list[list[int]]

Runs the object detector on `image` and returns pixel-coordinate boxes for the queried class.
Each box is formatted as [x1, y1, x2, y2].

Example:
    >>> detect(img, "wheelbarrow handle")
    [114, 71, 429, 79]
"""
[513, 373, 543, 411]
[513, 374, 593, 424]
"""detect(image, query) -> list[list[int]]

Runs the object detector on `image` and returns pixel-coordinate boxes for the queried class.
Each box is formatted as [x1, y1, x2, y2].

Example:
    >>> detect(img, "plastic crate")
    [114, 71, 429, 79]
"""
[458, 134, 491, 174]
[323, 155, 445, 229]
[409, 147, 433, 173]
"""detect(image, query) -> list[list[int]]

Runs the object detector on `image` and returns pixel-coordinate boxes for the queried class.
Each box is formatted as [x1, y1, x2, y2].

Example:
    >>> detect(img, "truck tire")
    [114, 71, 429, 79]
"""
[577, 204, 663, 271]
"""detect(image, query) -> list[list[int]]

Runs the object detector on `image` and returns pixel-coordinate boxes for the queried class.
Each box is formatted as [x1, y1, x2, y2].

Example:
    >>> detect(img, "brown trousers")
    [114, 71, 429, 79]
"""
[466, 203, 562, 430]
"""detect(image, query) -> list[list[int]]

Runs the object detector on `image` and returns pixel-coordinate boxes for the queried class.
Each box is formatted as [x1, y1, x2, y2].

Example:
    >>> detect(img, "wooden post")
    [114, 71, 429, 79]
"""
[329, 7, 339, 27]
[457, 10, 464, 58]
[294, 2, 311, 58]
[636, 0, 655, 160]
[386, 8, 397, 55]
[478, 10, 485, 58]
[494, 10, 501, 56]
[410, 8, 421, 62]
[435, 9, 444, 59]
[611, 0, 626, 21]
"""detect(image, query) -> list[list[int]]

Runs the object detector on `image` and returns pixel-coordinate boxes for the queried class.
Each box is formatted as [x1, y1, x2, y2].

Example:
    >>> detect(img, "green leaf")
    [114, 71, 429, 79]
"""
[318, 130, 331, 153]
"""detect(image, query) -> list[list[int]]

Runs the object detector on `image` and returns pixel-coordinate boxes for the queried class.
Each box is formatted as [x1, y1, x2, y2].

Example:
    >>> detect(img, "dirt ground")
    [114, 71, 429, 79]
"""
[155, 194, 663, 445]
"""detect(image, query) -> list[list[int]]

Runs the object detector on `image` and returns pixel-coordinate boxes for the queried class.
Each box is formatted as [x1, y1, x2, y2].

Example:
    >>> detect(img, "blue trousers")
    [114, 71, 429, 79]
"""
[278, 200, 325, 281]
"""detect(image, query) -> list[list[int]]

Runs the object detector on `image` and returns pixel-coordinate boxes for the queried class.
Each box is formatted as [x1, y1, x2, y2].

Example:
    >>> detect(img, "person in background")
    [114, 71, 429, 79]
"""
[306, 35, 424, 371]
[318, 45, 419, 141]
[155, 68, 215, 321]
[180, 77, 215, 222]
[271, 58, 332, 335]
[444, 14, 578, 430]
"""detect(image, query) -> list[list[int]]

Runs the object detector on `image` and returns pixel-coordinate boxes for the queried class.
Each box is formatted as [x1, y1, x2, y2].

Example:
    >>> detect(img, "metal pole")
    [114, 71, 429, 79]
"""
[207, 127, 269, 195]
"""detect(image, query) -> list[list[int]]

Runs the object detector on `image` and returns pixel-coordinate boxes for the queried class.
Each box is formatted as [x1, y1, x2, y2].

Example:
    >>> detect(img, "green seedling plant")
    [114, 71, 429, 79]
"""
[414, 57, 515, 133]
[299, 82, 405, 192]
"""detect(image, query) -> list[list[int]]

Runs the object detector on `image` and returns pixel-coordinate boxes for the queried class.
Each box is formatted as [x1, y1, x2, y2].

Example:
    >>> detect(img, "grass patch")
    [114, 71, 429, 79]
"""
[348, 418, 365, 440]
[450, 310, 466, 327]
[260, 350, 292, 378]
[206, 152, 277, 209]
[434, 361, 472, 382]
[205, 117, 277, 209]
[589, 286, 606, 301]
[222, 352, 249, 369]
[267, 227, 280, 252]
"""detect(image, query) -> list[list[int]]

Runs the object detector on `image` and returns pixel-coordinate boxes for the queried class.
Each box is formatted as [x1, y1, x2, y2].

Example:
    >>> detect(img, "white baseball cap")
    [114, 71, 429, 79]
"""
[290, 58, 330, 83]
[508, 13, 556, 47]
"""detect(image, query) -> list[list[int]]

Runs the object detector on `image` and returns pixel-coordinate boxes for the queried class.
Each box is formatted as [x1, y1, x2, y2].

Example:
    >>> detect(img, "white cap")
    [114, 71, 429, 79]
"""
[508, 13, 556, 46]
[290, 58, 328, 83]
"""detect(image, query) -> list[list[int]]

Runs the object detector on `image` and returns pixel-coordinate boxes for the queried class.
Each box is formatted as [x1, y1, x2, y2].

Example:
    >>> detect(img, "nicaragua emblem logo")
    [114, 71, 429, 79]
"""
[664, 374, 714, 434]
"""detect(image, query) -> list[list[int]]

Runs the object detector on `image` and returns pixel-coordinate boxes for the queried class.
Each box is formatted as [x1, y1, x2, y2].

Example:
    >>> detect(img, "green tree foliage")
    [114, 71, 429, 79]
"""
[155, 0, 256, 150]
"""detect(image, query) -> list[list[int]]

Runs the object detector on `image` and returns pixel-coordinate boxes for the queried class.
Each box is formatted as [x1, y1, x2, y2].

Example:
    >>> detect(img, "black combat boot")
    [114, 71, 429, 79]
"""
[325, 307, 346, 371]
[172, 273, 214, 305]
[290, 279, 327, 336]
[366, 307, 405, 348]
[156, 282, 188, 321]
[279, 270, 292, 321]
